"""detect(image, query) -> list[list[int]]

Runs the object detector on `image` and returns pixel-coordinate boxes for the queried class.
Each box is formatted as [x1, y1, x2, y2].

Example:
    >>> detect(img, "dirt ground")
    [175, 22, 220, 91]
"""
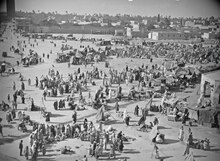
[0, 22, 220, 161]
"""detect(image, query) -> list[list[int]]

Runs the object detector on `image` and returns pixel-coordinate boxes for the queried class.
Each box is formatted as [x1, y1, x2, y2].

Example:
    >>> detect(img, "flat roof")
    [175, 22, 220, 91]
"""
[152, 31, 183, 34]
[203, 70, 220, 81]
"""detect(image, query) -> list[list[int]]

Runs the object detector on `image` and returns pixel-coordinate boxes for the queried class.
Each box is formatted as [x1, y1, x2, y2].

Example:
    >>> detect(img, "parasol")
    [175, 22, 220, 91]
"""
[75, 51, 83, 58]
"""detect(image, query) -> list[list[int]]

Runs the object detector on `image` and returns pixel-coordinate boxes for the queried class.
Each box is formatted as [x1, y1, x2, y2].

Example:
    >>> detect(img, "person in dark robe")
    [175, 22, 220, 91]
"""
[13, 92, 17, 103]
[153, 117, 159, 126]
[35, 77, 38, 87]
[45, 113, 50, 122]
[134, 105, 139, 116]
[92, 141, 97, 156]
[43, 91, 47, 101]
[138, 112, 146, 126]
[65, 84, 69, 93]
[19, 140, 23, 156]
[118, 140, 124, 152]
[54, 100, 58, 110]
[21, 82, 25, 91]
[59, 100, 63, 109]
[31, 98, 35, 111]
[125, 115, 130, 126]
[117, 131, 122, 140]
[21, 93, 25, 104]
[83, 118, 88, 132]
[72, 111, 77, 123]
[182, 108, 189, 125]
[188, 132, 193, 146]
[54, 88, 57, 97]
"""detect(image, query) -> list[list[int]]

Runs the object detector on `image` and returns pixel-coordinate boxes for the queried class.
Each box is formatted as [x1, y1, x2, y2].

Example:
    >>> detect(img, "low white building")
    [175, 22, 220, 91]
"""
[111, 21, 121, 26]
[126, 27, 132, 38]
[151, 31, 185, 40]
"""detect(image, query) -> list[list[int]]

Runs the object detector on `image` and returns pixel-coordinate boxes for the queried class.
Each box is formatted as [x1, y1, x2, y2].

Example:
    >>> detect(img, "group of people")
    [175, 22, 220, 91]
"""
[115, 41, 220, 66]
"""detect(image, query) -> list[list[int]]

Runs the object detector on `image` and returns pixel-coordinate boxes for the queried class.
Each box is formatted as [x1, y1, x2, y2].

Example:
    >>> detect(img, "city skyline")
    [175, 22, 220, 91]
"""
[11, 0, 220, 18]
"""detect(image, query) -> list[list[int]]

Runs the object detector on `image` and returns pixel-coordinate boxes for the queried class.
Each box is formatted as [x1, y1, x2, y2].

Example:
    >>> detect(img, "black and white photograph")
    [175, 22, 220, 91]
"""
[0, 0, 220, 161]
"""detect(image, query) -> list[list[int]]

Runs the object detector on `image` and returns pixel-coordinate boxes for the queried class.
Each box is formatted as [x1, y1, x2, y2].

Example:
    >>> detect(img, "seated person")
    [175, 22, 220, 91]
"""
[92, 81, 96, 86]
[170, 107, 178, 115]
[18, 121, 27, 132]
[61, 146, 71, 154]
[205, 100, 211, 107]
[128, 86, 136, 99]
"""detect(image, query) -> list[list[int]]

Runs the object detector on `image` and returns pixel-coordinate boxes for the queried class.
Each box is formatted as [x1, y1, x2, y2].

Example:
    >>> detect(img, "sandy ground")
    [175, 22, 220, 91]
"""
[0, 22, 220, 161]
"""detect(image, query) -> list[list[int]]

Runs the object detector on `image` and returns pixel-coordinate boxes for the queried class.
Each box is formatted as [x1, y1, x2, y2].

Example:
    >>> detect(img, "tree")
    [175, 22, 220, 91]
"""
[164, 17, 170, 28]
[146, 23, 155, 30]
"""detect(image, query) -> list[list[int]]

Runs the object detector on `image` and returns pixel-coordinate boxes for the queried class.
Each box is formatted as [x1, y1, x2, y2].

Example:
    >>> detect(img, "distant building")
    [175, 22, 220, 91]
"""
[153, 24, 160, 29]
[126, 27, 132, 38]
[15, 17, 31, 33]
[133, 23, 140, 31]
[150, 31, 185, 40]
[100, 22, 108, 27]
[142, 19, 148, 25]
[130, 21, 140, 31]
[111, 21, 121, 26]
[202, 32, 216, 39]
[185, 21, 195, 27]
[115, 29, 124, 36]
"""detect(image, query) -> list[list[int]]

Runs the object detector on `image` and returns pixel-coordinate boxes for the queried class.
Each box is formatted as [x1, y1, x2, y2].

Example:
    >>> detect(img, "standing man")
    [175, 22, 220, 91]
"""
[35, 77, 38, 87]
[13, 82, 16, 91]
[72, 110, 77, 123]
[19, 140, 23, 156]
[134, 105, 139, 116]
[115, 101, 119, 113]
[0, 120, 3, 137]
[21, 82, 25, 91]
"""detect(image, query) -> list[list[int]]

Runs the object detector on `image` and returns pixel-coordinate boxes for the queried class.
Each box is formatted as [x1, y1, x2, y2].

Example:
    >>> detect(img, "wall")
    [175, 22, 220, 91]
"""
[213, 81, 220, 107]
[201, 74, 220, 107]
[158, 32, 185, 40]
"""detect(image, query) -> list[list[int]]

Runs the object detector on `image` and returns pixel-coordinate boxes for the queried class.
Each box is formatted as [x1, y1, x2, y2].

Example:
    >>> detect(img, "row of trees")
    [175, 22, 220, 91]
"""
[15, 10, 219, 30]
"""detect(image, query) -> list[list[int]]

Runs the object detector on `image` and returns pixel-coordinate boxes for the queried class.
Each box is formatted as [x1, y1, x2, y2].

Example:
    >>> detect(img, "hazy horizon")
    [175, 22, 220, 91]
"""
[1, 0, 220, 18]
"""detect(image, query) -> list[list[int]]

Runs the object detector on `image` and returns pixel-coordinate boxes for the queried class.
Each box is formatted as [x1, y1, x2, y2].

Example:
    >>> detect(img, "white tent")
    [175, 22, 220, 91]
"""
[149, 125, 158, 141]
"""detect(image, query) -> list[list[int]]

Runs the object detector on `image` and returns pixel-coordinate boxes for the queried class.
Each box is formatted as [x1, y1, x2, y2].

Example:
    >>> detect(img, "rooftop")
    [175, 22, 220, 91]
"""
[203, 70, 220, 81]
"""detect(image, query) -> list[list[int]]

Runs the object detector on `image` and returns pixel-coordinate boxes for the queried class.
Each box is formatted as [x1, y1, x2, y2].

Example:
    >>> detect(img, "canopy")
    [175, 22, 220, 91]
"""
[96, 105, 105, 122]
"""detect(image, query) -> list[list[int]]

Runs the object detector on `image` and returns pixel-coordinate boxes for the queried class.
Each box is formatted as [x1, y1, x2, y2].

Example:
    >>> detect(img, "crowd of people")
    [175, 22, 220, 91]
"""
[1, 23, 219, 161]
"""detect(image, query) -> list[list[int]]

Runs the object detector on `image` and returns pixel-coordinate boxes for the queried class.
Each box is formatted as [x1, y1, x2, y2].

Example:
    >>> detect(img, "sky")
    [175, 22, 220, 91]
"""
[2, 0, 220, 18]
